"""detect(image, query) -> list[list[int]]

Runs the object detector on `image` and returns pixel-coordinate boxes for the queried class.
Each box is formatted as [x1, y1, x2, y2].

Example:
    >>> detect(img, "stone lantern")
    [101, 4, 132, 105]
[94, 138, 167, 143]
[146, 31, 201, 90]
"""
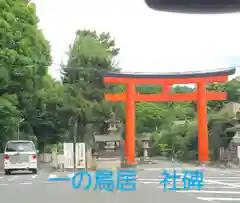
[225, 104, 240, 162]
[105, 112, 120, 136]
[140, 133, 152, 163]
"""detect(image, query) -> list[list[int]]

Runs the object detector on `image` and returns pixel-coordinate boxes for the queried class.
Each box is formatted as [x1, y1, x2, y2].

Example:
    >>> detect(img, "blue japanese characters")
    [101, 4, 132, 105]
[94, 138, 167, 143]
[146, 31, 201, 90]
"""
[71, 169, 136, 191]
[48, 168, 204, 192]
[160, 169, 204, 192]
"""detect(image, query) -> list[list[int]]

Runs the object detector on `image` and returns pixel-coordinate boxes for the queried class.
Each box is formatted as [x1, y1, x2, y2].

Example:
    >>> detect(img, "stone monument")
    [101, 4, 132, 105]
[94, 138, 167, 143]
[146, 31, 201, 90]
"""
[225, 90, 240, 163]
[92, 112, 123, 169]
[139, 133, 152, 164]
[225, 109, 240, 161]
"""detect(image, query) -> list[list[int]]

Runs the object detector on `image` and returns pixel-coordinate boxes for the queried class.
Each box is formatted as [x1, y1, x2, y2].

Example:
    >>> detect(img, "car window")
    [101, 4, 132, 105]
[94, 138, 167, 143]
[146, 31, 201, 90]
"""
[5, 142, 35, 152]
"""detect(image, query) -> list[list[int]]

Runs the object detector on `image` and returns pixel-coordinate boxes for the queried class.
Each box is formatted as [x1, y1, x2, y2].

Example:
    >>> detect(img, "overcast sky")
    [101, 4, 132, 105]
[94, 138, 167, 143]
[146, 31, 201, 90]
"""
[33, 0, 240, 80]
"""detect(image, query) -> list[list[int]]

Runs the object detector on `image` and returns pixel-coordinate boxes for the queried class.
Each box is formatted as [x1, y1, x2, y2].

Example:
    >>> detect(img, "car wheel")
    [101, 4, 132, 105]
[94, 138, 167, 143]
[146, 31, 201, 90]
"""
[32, 169, 37, 174]
[4, 170, 10, 175]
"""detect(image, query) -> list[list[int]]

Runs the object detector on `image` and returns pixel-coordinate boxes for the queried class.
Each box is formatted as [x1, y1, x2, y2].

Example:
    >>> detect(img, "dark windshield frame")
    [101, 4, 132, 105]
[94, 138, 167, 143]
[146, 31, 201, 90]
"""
[5, 142, 35, 152]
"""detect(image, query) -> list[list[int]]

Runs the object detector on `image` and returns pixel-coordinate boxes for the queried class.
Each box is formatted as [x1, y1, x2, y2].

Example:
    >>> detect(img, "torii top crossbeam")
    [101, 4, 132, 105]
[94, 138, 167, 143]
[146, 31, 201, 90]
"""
[103, 67, 236, 83]
[103, 68, 236, 102]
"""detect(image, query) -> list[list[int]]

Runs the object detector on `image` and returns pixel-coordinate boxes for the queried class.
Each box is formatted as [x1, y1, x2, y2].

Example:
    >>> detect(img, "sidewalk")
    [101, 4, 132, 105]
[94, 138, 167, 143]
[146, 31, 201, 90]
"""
[47, 158, 224, 176]
[137, 158, 219, 172]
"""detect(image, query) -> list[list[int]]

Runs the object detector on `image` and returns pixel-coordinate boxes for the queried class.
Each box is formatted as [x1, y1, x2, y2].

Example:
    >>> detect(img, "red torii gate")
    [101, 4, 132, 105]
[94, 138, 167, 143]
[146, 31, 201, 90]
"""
[103, 68, 236, 165]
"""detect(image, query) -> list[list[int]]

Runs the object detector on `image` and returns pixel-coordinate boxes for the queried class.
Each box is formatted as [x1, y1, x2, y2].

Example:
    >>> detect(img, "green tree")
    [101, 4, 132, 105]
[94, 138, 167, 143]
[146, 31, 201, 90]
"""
[0, 0, 51, 147]
[136, 102, 170, 133]
[0, 0, 51, 95]
[206, 78, 240, 112]
[61, 30, 120, 141]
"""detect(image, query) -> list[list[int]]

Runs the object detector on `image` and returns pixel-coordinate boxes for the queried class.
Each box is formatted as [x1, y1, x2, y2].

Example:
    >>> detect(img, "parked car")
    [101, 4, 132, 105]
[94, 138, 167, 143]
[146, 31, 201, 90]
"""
[3, 140, 38, 175]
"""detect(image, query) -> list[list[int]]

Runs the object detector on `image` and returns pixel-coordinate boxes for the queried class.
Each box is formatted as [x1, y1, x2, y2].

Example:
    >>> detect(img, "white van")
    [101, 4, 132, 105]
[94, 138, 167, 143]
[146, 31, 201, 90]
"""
[3, 140, 38, 175]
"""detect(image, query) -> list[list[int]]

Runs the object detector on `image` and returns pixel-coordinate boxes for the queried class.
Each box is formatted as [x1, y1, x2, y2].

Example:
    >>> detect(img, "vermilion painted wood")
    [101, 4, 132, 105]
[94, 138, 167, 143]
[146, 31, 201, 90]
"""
[104, 75, 228, 84]
[103, 73, 231, 164]
[104, 92, 227, 102]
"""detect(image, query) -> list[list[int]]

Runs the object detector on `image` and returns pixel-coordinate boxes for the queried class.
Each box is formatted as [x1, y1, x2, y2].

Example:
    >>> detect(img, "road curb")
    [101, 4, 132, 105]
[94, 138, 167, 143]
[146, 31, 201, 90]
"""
[141, 166, 209, 172]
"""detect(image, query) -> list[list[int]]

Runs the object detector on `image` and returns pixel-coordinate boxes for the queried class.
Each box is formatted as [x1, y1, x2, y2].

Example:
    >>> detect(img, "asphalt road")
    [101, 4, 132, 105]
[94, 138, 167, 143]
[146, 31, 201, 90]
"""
[0, 170, 203, 203]
[1, 163, 240, 203]
[139, 166, 240, 202]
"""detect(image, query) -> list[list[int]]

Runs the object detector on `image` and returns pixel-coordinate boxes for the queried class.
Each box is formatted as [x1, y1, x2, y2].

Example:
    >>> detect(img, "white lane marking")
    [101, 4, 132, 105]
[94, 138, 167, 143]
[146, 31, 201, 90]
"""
[205, 177, 240, 179]
[42, 181, 72, 185]
[141, 182, 160, 184]
[48, 174, 57, 179]
[196, 197, 215, 202]
[144, 168, 183, 171]
[20, 182, 32, 185]
[8, 176, 17, 181]
[41, 181, 54, 184]
[204, 182, 227, 185]
[139, 178, 213, 183]
[158, 186, 236, 189]
[205, 179, 240, 188]
[211, 170, 240, 175]
[68, 174, 74, 178]
[177, 190, 240, 194]
[205, 179, 240, 182]
[139, 179, 213, 184]
[204, 186, 237, 189]
[0, 184, 8, 186]
[0, 177, 3, 179]
[144, 168, 163, 171]
[139, 177, 240, 184]
[138, 178, 160, 181]
[197, 197, 240, 201]
[138, 177, 183, 181]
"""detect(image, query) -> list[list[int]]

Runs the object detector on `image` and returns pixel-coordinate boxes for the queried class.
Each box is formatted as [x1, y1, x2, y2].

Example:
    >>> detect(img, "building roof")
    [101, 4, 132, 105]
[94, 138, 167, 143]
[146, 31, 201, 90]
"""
[225, 125, 240, 132]
[101, 67, 236, 79]
[93, 135, 122, 142]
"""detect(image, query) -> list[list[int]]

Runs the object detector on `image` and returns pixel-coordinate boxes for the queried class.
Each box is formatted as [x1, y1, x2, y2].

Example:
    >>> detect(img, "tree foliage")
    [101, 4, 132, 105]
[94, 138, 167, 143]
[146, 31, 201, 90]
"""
[0, 0, 51, 149]
[60, 30, 121, 142]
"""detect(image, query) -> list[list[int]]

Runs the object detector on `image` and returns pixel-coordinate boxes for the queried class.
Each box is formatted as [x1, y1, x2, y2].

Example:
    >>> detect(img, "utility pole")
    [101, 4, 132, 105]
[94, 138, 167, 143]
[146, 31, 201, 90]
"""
[17, 118, 25, 140]
[73, 117, 77, 172]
